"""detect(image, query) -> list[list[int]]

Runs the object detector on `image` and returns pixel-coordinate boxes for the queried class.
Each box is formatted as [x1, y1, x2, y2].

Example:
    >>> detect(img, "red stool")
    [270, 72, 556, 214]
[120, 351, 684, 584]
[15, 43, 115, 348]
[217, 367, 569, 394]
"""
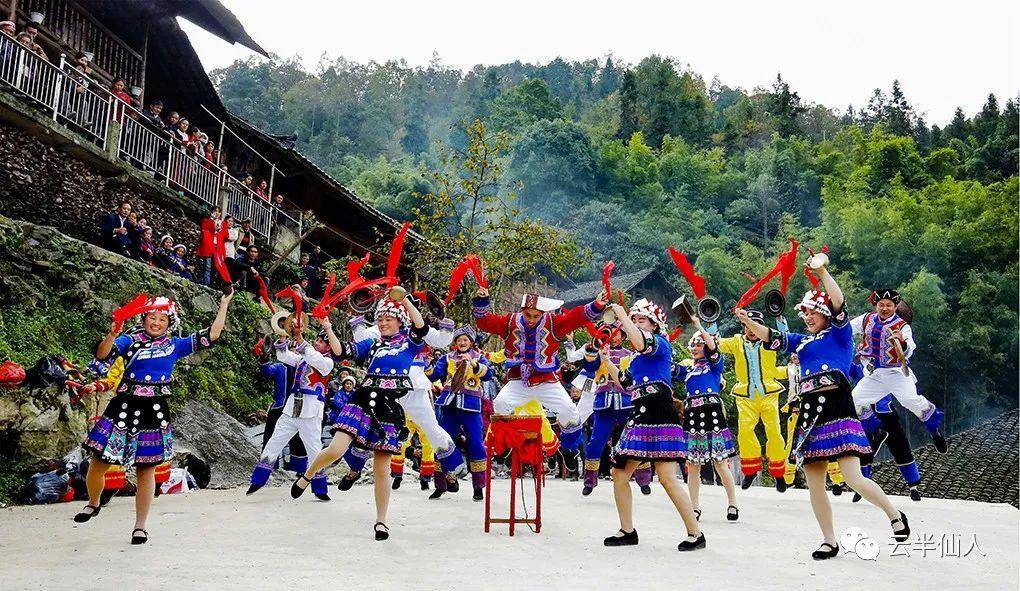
[484, 415, 544, 535]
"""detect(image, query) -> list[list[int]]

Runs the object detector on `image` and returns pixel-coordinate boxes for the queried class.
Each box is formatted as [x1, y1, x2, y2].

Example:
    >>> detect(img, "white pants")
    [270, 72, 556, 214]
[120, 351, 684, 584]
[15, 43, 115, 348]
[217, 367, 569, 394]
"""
[260, 414, 323, 466]
[561, 390, 595, 435]
[402, 366, 455, 453]
[494, 379, 580, 427]
[852, 367, 934, 419]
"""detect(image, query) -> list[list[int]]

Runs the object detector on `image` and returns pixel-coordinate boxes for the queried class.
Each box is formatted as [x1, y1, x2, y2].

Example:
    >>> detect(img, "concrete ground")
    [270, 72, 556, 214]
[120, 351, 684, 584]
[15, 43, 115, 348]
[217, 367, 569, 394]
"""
[0, 479, 1016, 590]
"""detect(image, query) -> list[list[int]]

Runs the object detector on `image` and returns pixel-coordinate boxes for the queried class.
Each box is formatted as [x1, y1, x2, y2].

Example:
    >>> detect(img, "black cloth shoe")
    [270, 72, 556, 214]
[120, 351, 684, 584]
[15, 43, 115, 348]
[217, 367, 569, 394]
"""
[447, 477, 460, 493]
[473, 487, 484, 501]
[246, 483, 263, 496]
[73, 505, 101, 523]
[420, 480, 430, 491]
[811, 542, 839, 560]
[130, 528, 148, 545]
[582, 486, 594, 496]
[391, 476, 402, 490]
[852, 492, 862, 503]
[314, 493, 331, 501]
[374, 522, 389, 541]
[726, 505, 739, 521]
[677, 532, 706, 551]
[775, 478, 788, 493]
[831, 483, 844, 496]
[429, 489, 445, 500]
[932, 430, 949, 454]
[891, 511, 910, 542]
[604, 529, 638, 546]
[337, 473, 359, 491]
[909, 488, 922, 502]
[741, 475, 755, 490]
[291, 474, 310, 499]
[640, 484, 652, 495]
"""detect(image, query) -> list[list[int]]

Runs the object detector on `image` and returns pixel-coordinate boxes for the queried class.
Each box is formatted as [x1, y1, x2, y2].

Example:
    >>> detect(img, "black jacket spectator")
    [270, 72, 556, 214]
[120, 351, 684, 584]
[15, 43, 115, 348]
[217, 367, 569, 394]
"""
[100, 202, 133, 257]
[233, 246, 264, 296]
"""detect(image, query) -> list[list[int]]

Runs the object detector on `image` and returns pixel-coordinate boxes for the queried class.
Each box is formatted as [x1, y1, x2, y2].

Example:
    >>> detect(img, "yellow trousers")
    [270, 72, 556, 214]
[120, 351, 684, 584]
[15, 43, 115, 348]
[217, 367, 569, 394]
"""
[735, 393, 787, 478]
[391, 420, 436, 479]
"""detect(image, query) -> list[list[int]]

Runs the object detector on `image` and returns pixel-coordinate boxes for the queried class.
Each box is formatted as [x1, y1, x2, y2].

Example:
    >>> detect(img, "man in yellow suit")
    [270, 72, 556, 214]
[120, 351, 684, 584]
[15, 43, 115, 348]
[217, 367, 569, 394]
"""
[717, 310, 790, 492]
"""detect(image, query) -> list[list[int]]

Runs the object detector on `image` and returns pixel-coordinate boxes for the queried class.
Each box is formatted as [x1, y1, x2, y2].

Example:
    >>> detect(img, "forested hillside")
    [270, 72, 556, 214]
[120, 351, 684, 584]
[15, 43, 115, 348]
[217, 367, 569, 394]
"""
[211, 55, 1019, 432]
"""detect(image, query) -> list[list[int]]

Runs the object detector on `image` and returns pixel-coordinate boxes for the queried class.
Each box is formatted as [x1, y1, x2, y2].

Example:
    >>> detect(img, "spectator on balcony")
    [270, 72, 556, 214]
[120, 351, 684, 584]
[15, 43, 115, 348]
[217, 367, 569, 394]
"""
[100, 201, 134, 257]
[153, 234, 176, 272]
[142, 100, 164, 128]
[202, 141, 218, 170]
[233, 244, 264, 296]
[0, 22, 14, 70]
[164, 111, 180, 135]
[196, 206, 221, 286]
[174, 118, 190, 145]
[136, 226, 156, 263]
[255, 179, 269, 201]
[15, 31, 46, 64]
[223, 215, 239, 266]
[110, 78, 131, 106]
[307, 244, 328, 267]
[171, 244, 195, 281]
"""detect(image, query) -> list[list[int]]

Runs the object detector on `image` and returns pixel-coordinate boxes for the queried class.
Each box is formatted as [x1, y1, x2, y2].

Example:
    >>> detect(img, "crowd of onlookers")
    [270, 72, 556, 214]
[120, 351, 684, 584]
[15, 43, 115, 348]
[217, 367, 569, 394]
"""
[98, 200, 331, 304]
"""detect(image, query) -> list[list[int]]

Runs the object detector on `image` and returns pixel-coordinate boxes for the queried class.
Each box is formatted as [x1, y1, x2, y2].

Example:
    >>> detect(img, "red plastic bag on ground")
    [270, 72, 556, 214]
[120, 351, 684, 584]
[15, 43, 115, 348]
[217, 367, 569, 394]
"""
[0, 360, 26, 388]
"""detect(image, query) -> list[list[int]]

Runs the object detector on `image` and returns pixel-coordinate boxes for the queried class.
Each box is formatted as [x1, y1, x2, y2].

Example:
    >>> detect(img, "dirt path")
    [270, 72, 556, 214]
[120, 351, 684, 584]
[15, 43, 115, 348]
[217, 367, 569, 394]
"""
[1, 479, 1015, 590]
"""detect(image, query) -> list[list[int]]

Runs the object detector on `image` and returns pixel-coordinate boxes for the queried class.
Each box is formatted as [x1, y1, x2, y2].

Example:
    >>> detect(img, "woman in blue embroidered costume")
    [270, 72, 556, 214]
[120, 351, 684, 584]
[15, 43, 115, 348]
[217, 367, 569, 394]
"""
[602, 298, 704, 552]
[735, 252, 909, 560]
[292, 290, 428, 541]
[676, 318, 739, 523]
[74, 291, 233, 545]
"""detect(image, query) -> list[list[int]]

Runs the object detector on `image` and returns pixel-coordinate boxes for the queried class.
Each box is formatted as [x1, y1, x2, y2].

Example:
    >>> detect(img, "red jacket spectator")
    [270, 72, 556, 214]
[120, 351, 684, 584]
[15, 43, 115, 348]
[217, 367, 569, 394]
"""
[196, 207, 221, 258]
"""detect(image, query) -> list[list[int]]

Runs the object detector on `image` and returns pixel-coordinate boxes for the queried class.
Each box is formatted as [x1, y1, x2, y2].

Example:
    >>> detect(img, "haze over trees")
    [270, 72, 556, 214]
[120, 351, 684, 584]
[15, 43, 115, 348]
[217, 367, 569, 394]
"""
[212, 55, 1018, 433]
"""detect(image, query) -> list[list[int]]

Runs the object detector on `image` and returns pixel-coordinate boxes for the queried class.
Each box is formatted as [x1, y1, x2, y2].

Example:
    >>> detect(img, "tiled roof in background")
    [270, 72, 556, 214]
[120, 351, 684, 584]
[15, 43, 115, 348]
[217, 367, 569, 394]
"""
[871, 409, 1019, 507]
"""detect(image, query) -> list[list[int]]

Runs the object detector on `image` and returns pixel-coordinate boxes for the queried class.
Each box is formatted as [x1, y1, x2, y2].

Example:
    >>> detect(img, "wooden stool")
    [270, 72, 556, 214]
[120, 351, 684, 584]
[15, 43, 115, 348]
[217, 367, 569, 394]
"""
[484, 415, 544, 535]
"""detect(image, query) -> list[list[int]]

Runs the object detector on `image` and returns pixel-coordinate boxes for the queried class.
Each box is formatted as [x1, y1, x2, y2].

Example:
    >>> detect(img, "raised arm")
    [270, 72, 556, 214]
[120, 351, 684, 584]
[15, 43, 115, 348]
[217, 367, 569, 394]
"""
[814, 266, 844, 311]
[734, 308, 770, 342]
[472, 287, 511, 338]
[95, 320, 121, 360]
[608, 303, 646, 352]
[208, 289, 233, 341]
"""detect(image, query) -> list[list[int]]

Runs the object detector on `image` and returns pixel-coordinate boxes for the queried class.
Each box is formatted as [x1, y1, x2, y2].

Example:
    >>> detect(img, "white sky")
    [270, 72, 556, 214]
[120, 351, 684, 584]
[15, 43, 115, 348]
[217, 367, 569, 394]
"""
[182, 0, 1019, 124]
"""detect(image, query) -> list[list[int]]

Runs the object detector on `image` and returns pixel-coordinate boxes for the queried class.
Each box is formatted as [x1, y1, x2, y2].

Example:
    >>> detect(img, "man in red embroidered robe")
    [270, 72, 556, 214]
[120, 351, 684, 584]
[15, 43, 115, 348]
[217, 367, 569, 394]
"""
[473, 288, 607, 428]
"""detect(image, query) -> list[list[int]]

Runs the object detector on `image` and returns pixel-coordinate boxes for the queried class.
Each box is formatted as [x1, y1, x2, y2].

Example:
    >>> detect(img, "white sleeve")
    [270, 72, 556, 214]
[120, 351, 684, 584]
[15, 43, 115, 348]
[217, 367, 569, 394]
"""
[566, 347, 587, 363]
[301, 347, 335, 376]
[425, 326, 453, 349]
[850, 314, 866, 335]
[354, 323, 381, 342]
[275, 348, 302, 368]
[901, 324, 916, 359]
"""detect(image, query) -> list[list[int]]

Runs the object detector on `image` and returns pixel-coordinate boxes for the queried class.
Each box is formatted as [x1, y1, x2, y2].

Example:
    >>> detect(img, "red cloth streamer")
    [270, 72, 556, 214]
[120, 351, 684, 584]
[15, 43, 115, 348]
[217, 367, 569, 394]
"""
[735, 238, 800, 308]
[255, 274, 275, 313]
[347, 253, 371, 282]
[112, 293, 172, 331]
[311, 273, 344, 319]
[777, 238, 800, 295]
[669, 326, 685, 343]
[275, 286, 303, 322]
[601, 261, 615, 301]
[486, 417, 544, 466]
[668, 247, 706, 299]
[466, 254, 488, 288]
[212, 225, 232, 284]
[385, 222, 411, 280]
[443, 254, 488, 306]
